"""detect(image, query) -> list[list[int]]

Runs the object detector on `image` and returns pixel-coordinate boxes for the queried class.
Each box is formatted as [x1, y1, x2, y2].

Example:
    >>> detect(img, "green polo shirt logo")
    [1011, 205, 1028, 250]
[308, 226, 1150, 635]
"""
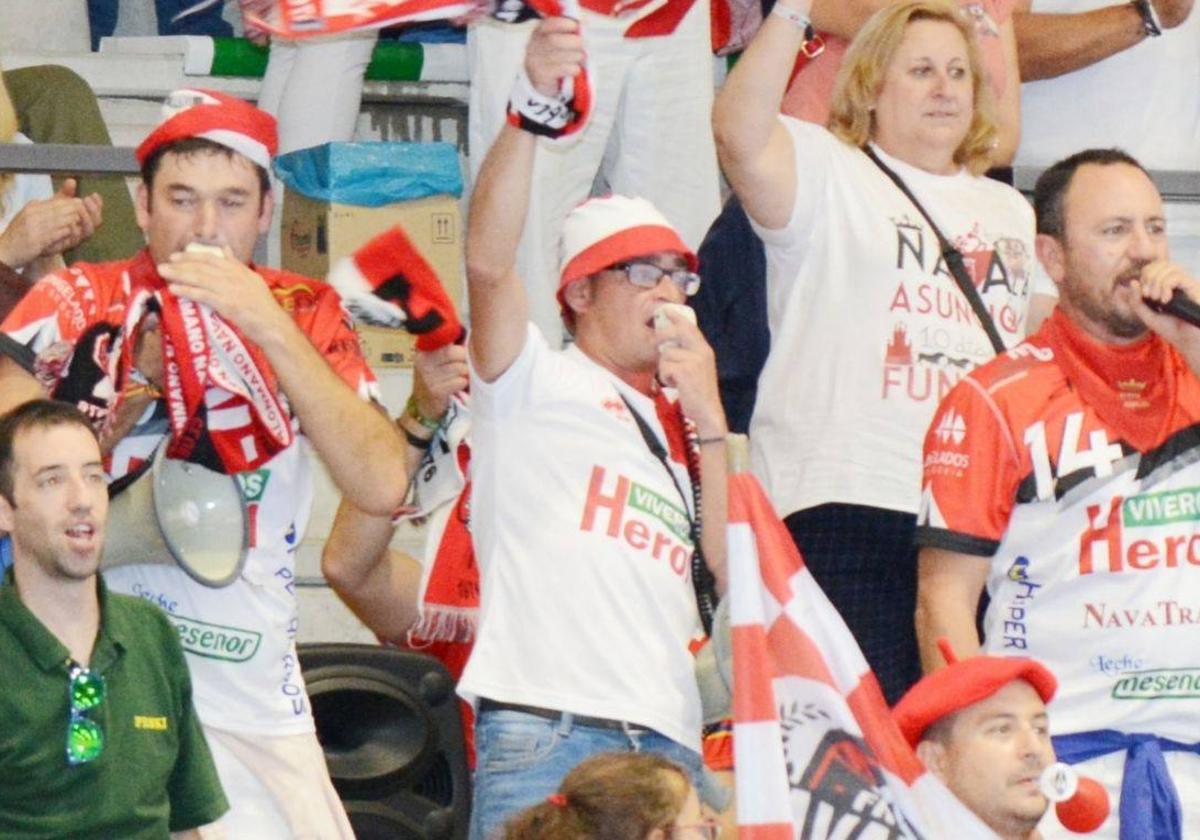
[134, 715, 168, 731]
[170, 615, 261, 662]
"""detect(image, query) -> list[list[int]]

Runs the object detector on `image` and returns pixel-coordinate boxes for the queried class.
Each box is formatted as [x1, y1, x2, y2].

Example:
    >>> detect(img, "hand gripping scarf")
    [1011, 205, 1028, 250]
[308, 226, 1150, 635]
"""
[116, 262, 293, 474]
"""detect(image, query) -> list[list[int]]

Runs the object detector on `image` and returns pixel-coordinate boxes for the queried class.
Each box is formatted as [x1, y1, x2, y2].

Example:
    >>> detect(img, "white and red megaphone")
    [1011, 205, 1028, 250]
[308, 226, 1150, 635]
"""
[1039, 762, 1110, 834]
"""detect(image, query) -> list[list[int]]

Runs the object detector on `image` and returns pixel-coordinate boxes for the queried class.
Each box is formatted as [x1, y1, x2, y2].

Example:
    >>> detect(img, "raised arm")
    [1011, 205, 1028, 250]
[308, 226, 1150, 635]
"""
[1013, 0, 1192, 81]
[712, 0, 811, 230]
[322, 502, 425, 642]
[991, 12, 1022, 166]
[322, 344, 468, 639]
[465, 17, 583, 381]
[158, 251, 408, 515]
[810, 0, 888, 37]
[656, 309, 729, 593]
[915, 547, 989, 672]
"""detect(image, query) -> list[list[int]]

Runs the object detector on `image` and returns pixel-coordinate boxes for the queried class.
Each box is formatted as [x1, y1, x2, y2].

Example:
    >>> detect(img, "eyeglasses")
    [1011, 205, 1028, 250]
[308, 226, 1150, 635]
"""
[670, 819, 720, 840]
[66, 663, 106, 765]
[611, 262, 701, 297]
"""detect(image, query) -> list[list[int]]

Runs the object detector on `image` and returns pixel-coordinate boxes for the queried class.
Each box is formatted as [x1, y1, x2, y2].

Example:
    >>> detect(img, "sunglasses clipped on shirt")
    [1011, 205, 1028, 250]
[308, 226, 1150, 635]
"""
[66, 662, 106, 766]
[611, 261, 702, 297]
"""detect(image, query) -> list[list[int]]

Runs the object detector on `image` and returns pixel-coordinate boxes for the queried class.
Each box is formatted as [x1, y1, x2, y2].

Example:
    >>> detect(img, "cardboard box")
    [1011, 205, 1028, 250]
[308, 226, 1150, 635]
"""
[281, 190, 464, 368]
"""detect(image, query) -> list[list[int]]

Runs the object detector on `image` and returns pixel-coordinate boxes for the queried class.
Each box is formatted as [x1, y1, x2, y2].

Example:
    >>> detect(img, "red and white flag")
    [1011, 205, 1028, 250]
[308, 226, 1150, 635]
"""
[243, 0, 479, 39]
[727, 472, 999, 839]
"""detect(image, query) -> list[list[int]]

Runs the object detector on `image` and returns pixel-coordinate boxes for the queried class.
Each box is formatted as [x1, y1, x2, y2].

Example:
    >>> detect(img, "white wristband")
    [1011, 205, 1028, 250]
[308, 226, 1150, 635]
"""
[508, 68, 573, 137]
[770, 3, 811, 29]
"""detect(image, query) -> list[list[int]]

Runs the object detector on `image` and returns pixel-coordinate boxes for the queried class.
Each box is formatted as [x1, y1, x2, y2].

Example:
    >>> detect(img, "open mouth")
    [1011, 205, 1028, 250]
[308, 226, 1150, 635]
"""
[65, 524, 96, 540]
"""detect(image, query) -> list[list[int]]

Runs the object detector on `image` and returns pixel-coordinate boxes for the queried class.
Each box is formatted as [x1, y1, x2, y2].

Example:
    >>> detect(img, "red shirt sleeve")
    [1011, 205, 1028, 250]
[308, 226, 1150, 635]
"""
[916, 376, 1024, 556]
[0, 265, 108, 387]
[268, 273, 379, 402]
[306, 285, 379, 400]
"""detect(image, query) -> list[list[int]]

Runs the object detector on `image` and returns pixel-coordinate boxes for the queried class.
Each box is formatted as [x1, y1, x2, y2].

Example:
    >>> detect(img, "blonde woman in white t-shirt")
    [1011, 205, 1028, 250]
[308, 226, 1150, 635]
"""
[0, 66, 103, 281]
[713, 0, 1038, 703]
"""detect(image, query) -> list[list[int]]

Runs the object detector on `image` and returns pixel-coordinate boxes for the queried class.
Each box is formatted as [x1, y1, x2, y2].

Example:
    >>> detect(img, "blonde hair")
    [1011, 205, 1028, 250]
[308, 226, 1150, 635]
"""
[827, 0, 998, 175]
[0, 64, 17, 213]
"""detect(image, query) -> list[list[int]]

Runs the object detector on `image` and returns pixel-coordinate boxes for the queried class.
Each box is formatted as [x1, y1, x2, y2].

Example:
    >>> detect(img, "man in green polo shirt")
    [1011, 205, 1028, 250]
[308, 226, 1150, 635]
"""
[0, 399, 227, 838]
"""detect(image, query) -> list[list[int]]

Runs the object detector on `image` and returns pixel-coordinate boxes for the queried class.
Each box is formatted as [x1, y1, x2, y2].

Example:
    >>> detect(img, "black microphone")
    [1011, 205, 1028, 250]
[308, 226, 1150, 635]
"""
[1146, 288, 1200, 329]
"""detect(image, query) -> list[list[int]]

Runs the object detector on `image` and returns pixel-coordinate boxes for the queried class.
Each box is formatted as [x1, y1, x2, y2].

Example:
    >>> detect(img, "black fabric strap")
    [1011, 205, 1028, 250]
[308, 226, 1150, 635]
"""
[619, 394, 718, 636]
[0, 332, 34, 374]
[863, 145, 1006, 356]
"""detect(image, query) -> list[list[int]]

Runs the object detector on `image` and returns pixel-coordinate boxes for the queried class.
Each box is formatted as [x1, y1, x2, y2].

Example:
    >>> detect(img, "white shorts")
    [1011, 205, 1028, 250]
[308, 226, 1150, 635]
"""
[200, 726, 355, 840]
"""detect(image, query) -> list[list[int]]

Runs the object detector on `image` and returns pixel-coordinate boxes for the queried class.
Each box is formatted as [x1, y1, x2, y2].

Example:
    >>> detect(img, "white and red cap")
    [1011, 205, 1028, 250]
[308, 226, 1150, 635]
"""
[135, 88, 278, 171]
[556, 194, 697, 309]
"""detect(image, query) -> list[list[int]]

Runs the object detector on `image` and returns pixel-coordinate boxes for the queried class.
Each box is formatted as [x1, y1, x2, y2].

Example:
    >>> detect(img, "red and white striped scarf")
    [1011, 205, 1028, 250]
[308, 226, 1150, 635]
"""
[243, 0, 479, 38]
[117, 285, 293, 474]
[727, 472, 999, 839]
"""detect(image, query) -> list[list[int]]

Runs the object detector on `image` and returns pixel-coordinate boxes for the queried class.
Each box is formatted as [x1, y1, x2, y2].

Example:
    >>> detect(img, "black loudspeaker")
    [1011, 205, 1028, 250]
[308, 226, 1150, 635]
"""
[298, 643, 471, 840]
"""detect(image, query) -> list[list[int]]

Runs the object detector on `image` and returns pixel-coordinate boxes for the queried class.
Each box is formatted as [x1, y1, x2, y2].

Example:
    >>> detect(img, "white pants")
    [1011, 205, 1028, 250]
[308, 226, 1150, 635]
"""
[467, 3, 720, 346]
[258, 31, 378, 155]
[199, 726, 355, 840]
[1038, 748, 1200, 839]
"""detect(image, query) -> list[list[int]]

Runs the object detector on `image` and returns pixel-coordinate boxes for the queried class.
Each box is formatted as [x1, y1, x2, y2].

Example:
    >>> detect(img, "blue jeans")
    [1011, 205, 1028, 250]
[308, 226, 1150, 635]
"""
[469, 708, 704, 840]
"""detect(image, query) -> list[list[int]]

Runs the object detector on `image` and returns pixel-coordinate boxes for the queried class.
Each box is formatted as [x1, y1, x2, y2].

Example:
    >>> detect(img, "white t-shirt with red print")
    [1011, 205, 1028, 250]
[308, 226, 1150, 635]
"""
[460, 324, 705, 752]
[749, 121, 1036, 517]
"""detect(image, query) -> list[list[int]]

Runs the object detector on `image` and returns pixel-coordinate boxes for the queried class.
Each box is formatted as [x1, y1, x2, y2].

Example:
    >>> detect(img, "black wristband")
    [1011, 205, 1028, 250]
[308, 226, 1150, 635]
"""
[1132, 0, 1162, 36]
[400, 423, 433, 450]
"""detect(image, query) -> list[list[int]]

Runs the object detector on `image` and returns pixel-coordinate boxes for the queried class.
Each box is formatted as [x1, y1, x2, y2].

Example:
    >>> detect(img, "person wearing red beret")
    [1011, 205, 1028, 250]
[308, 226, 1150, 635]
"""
[916, 148, 1200, 839]
[894, 638, 1058, 840]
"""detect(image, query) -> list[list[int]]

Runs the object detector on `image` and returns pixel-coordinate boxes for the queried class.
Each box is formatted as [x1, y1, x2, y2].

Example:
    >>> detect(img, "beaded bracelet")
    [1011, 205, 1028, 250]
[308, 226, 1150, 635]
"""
[404, 394, 441, 431]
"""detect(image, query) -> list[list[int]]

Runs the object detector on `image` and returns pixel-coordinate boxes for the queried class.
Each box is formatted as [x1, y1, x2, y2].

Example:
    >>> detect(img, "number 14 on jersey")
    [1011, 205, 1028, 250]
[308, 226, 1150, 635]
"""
[1024, 412, 1124, 501]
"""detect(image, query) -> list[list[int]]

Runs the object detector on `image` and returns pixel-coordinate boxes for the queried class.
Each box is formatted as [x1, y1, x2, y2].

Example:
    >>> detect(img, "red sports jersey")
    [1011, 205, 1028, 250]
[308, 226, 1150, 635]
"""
[917, 309, 1200, 741]
[0, 249, 376, 447]
[0, 250, 381, 735]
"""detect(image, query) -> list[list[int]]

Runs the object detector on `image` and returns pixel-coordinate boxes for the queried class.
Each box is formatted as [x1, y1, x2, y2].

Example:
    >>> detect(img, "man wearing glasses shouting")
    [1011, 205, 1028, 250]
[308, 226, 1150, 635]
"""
[461, 15, 731, 839]
[0, 400, 227, 838]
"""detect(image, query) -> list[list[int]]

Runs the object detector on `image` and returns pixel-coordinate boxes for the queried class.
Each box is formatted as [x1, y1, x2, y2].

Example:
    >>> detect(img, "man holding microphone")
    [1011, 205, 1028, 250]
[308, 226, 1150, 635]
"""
[916, 149, 1200, 838]
[461, 14, 730, 838]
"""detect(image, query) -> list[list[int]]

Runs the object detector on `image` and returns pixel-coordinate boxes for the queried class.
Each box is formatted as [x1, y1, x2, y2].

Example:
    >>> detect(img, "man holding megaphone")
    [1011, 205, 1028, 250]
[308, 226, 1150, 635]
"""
[0, 90, 407, 838]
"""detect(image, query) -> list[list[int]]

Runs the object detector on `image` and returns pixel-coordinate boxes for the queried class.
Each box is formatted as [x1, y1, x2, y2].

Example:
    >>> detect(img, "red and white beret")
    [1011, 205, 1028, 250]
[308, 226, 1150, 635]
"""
[892, 638, 1058, 748]
[556, 194, 697, 307]
[136, 88, 278, 171]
